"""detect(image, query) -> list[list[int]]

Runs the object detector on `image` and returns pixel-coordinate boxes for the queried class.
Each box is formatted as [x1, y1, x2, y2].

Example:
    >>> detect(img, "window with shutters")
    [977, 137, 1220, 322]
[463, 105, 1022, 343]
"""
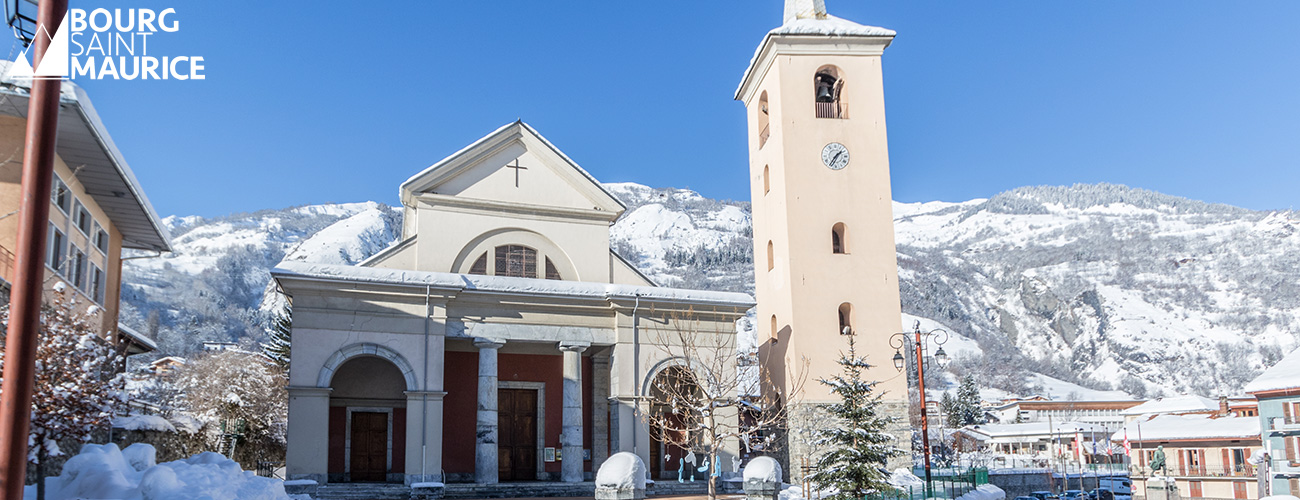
[545, 257, 561, 280]
[495, 245, 537, 278]
[468, 252, 488, 275]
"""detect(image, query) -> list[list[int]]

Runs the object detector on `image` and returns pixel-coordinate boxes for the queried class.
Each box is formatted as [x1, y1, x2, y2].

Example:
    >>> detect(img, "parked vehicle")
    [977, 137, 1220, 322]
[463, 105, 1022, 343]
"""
[1063, 489, 1091, 500]
[1015, 496, 1039, 500]
[1099, 477, 1133, 500]
[1030, 491, 1062, 500]
[1091, 488, 1115, 500]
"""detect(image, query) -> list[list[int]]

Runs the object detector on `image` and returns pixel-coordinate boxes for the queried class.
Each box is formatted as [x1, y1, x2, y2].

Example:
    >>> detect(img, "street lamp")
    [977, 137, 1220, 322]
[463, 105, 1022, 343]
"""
[891, 320, 950, 495]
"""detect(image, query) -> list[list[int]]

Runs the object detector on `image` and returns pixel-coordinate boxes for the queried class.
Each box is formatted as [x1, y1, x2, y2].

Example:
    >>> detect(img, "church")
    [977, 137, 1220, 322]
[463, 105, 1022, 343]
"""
[273, 121, 754, 486]
[275, 0, 908, 490]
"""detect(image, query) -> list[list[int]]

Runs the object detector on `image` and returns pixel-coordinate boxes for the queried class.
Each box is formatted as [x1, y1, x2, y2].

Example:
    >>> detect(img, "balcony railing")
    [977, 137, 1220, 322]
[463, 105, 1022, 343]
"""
[1130, 464, 1256, 478]
[816, 101, 844, 119]
[0, 244, 13, 284]
[1270, 416, 1300, 430]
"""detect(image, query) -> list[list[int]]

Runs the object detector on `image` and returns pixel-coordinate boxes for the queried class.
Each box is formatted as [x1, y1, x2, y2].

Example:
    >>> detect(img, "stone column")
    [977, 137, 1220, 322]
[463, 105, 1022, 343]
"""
[591, 352, 612, 474]
[559, 342, 589, 482]
[475, 338, 506, 484]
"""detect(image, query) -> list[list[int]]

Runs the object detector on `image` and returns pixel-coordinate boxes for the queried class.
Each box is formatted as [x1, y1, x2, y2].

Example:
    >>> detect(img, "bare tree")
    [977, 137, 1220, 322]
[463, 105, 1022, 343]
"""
[641, 311, 806, 500]
[174, 349, 287, 468]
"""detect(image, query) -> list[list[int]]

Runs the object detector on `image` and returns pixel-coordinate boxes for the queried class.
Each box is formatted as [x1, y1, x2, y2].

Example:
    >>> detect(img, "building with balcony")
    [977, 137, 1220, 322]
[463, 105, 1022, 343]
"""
[0, 64, 170, 353]
[1113, 413, 1260, 500]
[1245, 347, 1300, 497]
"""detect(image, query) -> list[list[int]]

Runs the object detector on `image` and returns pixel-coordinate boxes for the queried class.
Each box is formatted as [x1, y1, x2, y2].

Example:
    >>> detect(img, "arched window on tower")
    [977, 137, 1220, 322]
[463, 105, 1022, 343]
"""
[758, 91, 770, 148]
[763, 165, 770, 195]
[767, 240, 774, 271]
[814, 66, 846, 119]
[770, 315, 778, 342]
[838, 303, 853, 335]
[831, 222, 847, 254]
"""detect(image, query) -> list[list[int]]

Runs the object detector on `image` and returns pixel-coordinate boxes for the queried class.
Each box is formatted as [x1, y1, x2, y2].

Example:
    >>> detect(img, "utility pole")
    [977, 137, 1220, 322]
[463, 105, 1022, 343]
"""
[0, 0, 68, 497]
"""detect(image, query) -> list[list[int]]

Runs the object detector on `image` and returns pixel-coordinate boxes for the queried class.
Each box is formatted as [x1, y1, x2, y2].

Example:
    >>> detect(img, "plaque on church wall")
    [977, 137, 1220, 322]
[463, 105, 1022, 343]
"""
[544, 447, 556, 462]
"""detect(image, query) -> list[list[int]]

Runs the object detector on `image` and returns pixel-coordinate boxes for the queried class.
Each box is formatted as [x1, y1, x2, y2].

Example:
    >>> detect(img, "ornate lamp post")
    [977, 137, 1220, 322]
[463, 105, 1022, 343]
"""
[891, 321, 950, 495]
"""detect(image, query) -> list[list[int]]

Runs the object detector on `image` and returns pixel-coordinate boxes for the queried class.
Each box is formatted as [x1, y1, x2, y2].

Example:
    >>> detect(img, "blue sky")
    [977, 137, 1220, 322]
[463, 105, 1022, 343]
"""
[48, 1, 1300, 217]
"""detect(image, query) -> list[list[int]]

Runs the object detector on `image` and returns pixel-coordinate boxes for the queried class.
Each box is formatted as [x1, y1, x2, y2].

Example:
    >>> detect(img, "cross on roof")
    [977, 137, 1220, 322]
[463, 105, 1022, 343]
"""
[506, 159, 528, 188]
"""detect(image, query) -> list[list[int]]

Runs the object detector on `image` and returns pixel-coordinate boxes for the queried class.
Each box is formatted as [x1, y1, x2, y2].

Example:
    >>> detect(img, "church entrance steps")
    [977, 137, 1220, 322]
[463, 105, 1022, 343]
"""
[440, 480, 740, 499]
[316, 482, 412, 500]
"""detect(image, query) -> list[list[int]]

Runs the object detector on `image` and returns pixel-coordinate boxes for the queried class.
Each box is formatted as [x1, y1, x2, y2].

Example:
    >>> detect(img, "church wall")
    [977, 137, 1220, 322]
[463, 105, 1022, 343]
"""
[436, 145, 600, 212]
[442, 350, 595, 481]
[413, 205, 612, 282]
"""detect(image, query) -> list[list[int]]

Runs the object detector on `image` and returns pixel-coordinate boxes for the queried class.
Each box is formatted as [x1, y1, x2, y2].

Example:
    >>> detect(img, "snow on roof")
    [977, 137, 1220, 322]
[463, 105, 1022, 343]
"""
[963, 421, 1110, 439]
[117, 323, 158, 352]
[1245, 347, 1300, 394]
[1110, 414, 1259, 442]
[1119, 395, 1218, 416]
[272, 261, 755, 308]
[150, 356, 186, 366]
[736, 13, 894, 100]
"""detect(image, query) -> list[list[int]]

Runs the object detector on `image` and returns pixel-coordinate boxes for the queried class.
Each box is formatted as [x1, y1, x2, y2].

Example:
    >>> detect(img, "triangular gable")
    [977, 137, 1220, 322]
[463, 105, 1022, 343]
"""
[400, 121, 625, 214]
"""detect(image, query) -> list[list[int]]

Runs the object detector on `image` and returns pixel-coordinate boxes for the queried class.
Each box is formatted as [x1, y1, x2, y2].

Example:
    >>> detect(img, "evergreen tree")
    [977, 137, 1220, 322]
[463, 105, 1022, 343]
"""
[940, 391, 960, 428]
[809, 334, 903, 500]
[951, 374, 983, 427]
[261, 304, 291, 368]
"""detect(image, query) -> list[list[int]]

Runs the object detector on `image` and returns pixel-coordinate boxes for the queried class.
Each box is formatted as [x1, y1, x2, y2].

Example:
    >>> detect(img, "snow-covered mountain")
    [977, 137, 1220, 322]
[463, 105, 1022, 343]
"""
[118, 183, 1300, 400]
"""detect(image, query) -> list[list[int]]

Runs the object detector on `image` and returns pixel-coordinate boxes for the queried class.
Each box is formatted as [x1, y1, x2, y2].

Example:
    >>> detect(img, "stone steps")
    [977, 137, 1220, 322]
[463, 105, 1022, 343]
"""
[443, 482, 595, 499]
[316, 483, 413, 500]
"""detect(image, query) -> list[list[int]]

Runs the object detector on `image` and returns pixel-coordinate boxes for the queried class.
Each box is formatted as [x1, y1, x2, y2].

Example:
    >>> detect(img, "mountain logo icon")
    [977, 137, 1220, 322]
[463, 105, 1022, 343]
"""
[5, 13, 71, 81]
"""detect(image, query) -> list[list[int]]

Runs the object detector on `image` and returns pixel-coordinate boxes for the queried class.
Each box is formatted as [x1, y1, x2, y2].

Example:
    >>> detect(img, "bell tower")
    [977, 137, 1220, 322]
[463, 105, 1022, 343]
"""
[735, 0, 908, 475]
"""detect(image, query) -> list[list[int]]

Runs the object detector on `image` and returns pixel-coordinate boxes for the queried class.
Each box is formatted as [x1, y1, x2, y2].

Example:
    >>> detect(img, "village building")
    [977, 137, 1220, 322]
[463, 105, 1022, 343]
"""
[1113, 414, 1261, 500]
[986, 398, 1143, 427]
[272, 122, 753, 487]
[952, 422, 1118, 466]
[1244, 347, 1300, 497]
[0, 63, 169, 354]
[1120, 395, 1222, 422]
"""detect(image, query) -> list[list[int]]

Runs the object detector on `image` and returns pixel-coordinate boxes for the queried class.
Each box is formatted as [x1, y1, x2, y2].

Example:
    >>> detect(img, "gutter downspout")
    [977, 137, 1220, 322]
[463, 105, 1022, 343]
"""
[632, 293, 641, 456]
[421, 284, 431, 481]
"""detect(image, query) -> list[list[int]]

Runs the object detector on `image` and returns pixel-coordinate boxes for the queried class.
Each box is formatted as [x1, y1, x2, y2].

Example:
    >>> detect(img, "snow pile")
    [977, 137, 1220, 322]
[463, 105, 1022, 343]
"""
[595, 452, 646, 490]
[957, 484, 1006, 500]
[168, 414, 203, 434]
[743, 456, 782, 483]
[114, 415, 177, 433]
[43, 443, 291, 500]
[1245, 347, 1300, 393]
[888, 468, 924, 488]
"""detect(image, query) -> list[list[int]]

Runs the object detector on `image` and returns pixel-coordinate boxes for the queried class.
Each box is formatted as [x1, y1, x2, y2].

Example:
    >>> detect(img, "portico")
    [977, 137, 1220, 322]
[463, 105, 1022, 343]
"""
[275, 121, 752, 486]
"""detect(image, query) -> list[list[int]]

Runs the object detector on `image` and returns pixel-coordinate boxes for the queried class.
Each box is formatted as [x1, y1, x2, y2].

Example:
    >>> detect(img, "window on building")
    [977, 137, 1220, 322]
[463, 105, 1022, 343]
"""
[814, 65, 846, 119]
[73, 200, 92, 235]
[832, 223, 847, 254]
[758, 91, 770, 148]
[770, 315, 778, 342]
[51, 176, 70, 214]
[71, 247, 87, 290]
[90, 264, 105, 303]
[494, 245, 537, 278]
[93, 223, 109, 254]
[766, 241, 774, 271]
[763, 165, 770, 195]
[46, 223, 66, 275]
[837, 303, 852, 335]
[468, 252, 488, 275]
[545, 257, 562, 280]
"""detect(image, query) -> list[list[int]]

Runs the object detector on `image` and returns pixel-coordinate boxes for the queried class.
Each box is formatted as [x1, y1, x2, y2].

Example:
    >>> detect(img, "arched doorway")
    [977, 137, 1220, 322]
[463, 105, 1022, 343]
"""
[647, 365, 703, 480]
[328, 356, 408, 483]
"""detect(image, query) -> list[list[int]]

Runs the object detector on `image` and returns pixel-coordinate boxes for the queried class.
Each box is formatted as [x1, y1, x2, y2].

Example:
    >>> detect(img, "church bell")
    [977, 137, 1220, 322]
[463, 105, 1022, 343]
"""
[815, 74, 836, 102]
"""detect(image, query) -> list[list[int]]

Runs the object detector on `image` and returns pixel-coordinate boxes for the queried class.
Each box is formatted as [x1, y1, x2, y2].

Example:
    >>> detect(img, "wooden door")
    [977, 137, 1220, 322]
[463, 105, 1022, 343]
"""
[1232, 481, 1247, 499]
[1189, 480, 1203, 498]
[498, 389, 538, 481]
[349, 412, 388, 482]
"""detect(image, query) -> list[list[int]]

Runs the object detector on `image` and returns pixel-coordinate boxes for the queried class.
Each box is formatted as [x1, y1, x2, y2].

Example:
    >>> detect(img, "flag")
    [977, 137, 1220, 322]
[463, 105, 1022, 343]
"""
[1074, 430, 1083, 460]
[1123, 430, 1132, 457]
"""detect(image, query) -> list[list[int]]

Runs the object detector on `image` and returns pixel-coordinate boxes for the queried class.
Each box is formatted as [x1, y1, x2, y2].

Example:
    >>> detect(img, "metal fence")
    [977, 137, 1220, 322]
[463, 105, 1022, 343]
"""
[867, 468, 990, 500]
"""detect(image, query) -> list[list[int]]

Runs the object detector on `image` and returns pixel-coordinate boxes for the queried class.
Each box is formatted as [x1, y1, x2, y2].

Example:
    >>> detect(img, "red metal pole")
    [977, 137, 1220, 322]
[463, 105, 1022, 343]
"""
[0, 0, 68, 496]
[916, 327, 932, 493]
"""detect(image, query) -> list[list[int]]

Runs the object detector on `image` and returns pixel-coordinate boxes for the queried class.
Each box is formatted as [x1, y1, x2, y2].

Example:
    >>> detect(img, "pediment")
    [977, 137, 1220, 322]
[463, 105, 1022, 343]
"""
[400, 121, 625, 216]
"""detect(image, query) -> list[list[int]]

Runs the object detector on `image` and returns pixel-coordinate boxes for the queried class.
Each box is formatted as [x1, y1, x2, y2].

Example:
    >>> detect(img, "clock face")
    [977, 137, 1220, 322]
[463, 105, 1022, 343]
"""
[822, 142, 849, 170]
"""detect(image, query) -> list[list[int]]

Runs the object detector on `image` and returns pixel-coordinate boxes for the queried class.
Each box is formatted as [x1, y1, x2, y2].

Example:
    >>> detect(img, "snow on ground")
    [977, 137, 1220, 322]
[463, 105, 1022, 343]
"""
[1027, 373, 1133, 401]
[29, 443, 292, 500]
[595, 452, 647, 489]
